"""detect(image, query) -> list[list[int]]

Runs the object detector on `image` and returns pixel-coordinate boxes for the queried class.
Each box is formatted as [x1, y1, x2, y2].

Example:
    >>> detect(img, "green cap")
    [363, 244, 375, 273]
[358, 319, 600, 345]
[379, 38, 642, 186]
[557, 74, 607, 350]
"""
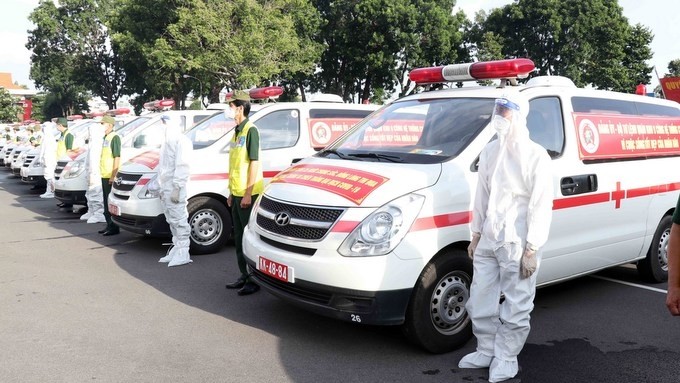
[101, 115, 115, 125]
[56, 117, 68, 126]
[225, 90, 250, 103]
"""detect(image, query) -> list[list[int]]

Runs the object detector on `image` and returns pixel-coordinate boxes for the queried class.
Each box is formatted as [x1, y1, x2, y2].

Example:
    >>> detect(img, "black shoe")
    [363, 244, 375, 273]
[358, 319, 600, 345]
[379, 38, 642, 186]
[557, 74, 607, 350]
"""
[98, 228, 108, 234]
[225, 277, 247, 289]
[237, 282, 260, 296]
[102, 230, 120, 236]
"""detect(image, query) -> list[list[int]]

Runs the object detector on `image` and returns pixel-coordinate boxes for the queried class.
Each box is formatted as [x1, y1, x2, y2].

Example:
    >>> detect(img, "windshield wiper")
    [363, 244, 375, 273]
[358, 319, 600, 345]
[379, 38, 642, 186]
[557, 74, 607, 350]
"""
[347, 153, 404, 163]
[319, 149, 360, 161]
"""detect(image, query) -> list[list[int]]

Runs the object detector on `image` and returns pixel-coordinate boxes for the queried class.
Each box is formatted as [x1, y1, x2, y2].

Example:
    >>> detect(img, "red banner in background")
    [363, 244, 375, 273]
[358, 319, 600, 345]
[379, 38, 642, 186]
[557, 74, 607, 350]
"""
[660, 77, 680, 104]
[22, 99, 32, 121]
[572, 113, 680, 160]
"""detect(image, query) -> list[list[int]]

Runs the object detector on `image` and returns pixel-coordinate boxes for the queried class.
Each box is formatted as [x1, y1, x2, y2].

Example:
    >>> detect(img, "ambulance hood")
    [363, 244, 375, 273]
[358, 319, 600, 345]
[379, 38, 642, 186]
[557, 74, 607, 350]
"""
[120, 149, 160, 173]
[264, 157, 441, 208]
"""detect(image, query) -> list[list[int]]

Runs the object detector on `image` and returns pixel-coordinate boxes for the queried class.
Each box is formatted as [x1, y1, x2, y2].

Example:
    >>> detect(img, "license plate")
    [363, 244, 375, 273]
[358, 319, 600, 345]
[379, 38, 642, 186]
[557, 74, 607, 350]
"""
[258, 256, 294, 283]
[108, 203, 120, 216]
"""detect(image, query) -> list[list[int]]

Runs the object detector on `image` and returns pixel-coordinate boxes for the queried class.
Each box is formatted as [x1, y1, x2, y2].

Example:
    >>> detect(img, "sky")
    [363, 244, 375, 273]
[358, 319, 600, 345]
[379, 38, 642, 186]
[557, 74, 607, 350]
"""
[0, 0, 678, 92]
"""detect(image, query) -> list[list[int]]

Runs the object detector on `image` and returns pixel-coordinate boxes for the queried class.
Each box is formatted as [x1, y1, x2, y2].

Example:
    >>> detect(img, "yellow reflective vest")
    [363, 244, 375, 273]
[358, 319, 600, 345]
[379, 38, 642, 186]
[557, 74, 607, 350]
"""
[100, 131, 119, 178]
[229, 120, 263, 197]
[56, 129, 72, 158]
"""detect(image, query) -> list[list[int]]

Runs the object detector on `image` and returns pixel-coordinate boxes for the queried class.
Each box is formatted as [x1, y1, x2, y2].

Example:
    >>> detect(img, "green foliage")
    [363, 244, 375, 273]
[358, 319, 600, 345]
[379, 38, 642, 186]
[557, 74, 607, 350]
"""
[667, 60, 680, 77]
[26, 0, 124, 111]
[475, 0, 652, 92]
[0, 89, 22, 123]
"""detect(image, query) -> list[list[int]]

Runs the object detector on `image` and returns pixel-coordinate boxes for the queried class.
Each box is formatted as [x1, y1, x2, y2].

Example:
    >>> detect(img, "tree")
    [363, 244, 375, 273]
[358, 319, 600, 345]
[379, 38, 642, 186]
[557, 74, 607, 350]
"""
[0, 88, 22, 123]
[111, 0, 320, 108]
[666, 59, 680, 76]
[474, 0, 653, 91]
[26, 0, 125, 110]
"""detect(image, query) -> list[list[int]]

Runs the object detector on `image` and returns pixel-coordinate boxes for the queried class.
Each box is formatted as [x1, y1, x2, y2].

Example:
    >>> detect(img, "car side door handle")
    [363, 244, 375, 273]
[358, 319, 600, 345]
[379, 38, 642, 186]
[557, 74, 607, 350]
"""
[561, 174, 598, 196]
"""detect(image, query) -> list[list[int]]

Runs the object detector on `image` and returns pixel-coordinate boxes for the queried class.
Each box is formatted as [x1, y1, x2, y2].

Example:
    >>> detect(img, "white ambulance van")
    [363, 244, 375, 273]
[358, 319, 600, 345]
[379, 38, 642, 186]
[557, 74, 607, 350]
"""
[53, 106, 213, 206]
[242, 59, 680, 353]
[108, 87, 379, 254]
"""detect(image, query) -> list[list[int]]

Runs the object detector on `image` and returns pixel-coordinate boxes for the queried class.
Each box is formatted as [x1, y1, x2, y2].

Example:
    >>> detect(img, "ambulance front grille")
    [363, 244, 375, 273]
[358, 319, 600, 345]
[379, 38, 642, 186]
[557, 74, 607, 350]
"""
[23, 155, 35, 167]
[256, 196, 345, 241]
[112, 173, 143, 192]
[54, 160, 68, 180]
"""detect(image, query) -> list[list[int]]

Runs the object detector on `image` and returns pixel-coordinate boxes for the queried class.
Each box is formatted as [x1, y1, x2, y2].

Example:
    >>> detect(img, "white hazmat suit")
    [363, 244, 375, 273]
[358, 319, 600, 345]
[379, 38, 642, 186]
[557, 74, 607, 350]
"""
[459, 92, 553, 382]
[80, 122, 106, 223]
[39, 123, 59, 199]
[157, 114, 193, 267]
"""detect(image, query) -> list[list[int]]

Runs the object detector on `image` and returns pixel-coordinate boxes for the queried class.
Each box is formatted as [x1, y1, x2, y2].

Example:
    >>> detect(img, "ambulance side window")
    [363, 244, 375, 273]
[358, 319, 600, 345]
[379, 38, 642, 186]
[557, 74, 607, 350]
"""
[256, 109, 300, 150]
[527, 97, 564, 158]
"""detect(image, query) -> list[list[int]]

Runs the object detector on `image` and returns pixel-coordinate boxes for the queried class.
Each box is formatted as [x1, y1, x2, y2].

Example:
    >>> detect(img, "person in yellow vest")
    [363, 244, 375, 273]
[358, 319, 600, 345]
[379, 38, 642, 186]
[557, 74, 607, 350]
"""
[224, 90, 263, 296]
[98, 115, 121, 236]
[55, 117, 74, 158]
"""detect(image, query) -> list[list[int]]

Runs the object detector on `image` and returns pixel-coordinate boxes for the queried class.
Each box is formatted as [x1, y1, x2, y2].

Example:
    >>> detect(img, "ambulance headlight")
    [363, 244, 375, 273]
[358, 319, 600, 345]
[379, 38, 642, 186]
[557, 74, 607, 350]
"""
[338, 193, 424, 257]
[62, 159, 85, 179]
[138, 174, 160, 199]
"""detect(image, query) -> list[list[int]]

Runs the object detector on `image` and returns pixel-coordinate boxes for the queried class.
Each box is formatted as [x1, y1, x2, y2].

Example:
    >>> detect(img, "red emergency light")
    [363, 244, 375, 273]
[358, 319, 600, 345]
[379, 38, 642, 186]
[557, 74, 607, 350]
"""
[409, 58, 536, 85]
[67, 115, 84, 120]
[249, 86, 284, 99]
[143, 101, 155, 110]
[106, 107, 131, 116]
[635, 84, 647, 95]
[87, 111, 105, 118]
[154, 99, 175, 108]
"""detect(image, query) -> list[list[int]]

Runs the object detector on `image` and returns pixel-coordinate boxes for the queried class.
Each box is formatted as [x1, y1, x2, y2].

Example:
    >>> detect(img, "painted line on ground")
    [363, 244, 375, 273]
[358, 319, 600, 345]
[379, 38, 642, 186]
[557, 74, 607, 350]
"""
[590, 275, 667, 294]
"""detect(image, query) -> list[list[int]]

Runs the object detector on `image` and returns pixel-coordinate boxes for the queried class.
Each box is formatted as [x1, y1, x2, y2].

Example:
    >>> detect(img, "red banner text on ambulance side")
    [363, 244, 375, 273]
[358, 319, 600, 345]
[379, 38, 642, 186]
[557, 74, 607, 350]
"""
[271, 164, 389, 205]
[127, 151, 160, 169]
[572, 113, 680, 160]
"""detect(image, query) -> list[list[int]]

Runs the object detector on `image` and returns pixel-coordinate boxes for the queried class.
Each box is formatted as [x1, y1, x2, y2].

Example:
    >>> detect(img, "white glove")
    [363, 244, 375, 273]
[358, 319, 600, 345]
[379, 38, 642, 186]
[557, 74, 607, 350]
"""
[170, 187, 181, 203]
[520, 244, 538, 279]
[467, 233, 481, 260]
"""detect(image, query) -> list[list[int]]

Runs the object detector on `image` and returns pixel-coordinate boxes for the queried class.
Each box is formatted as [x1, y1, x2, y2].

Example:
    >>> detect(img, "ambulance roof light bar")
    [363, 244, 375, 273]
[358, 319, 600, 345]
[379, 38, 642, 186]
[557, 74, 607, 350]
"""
[249, 86, 283, 99]
[409, 58, 536, 85]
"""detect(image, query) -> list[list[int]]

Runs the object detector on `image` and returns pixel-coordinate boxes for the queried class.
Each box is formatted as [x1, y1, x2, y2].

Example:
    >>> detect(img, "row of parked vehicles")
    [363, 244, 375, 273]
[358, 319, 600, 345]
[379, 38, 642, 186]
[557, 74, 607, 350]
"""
[4, 60, 680, 353]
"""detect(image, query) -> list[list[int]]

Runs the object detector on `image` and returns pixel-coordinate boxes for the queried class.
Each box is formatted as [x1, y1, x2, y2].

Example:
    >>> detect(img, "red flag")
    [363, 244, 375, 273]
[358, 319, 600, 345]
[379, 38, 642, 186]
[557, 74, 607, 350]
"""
[660, 77, 680, 104]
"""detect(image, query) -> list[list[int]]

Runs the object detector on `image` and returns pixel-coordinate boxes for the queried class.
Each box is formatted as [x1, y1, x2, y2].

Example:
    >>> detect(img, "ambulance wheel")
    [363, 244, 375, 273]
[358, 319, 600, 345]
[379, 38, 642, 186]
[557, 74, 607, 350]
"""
[402, 249, 473, 354]
[188, 197, 232, 255]
[637, 215, 671, 283]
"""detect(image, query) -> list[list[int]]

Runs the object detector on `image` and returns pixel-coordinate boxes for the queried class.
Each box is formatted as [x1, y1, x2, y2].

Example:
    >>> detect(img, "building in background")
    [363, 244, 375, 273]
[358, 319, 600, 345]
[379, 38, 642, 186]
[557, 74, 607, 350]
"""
[0, 72, 37, 121]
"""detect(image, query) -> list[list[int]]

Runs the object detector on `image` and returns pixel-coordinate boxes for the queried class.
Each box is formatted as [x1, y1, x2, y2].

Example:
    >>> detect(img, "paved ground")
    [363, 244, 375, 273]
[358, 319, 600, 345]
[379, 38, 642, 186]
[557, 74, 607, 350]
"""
[1, 171, 679, 383]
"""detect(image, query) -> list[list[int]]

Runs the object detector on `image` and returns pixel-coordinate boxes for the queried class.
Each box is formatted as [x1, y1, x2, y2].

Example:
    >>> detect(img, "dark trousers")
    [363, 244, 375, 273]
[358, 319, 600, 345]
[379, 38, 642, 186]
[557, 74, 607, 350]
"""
[231, 195, 258, 280]
[101, 178, 119, 231]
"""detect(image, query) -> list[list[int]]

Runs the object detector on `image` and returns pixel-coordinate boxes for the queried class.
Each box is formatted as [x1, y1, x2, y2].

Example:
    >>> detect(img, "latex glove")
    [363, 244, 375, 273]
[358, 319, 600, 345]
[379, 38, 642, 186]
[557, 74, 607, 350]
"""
[520, 245, 538, 279]
[170, 187, 181, 203]
[467, 233, 481, 260]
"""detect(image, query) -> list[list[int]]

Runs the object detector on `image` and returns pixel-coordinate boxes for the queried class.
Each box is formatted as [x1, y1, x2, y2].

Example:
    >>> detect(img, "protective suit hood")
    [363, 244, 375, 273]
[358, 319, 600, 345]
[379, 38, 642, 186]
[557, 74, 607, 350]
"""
[161, 114, 182, 144]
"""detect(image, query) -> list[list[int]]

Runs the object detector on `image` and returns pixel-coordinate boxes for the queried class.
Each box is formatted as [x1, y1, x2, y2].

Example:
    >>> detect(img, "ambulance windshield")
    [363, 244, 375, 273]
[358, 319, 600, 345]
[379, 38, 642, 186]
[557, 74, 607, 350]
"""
[320, 98, 494, 164]
[184, 112, 235, 149]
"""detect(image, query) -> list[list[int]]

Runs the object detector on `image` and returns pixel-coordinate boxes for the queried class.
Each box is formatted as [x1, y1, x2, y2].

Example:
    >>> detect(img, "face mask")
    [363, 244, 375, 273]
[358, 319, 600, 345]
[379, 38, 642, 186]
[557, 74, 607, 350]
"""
[493, 115, 511, 136]
[224, 107, 236, 120]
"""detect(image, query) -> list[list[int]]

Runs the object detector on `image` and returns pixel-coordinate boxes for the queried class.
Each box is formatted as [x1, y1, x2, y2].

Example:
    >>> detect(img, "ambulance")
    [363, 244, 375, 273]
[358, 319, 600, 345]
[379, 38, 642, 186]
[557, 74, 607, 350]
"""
[108, 87, 379, 254]
[53, 104, 213, 206]
[241, 58, 680, 353]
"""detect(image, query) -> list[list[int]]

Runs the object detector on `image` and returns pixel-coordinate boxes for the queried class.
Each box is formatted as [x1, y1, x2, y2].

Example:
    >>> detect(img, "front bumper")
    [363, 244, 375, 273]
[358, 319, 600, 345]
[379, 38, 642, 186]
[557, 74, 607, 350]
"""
[112, 213, 170, 237]
[54, 189, 87, 205]
[246, 258, 411, 325]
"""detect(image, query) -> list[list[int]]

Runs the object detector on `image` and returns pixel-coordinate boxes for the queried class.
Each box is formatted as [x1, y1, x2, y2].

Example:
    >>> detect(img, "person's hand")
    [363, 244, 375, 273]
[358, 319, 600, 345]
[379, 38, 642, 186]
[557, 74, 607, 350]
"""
[240, 193, 252, 208]
[227, 194, 232, 208]
[171, 187, 181, 203]
[520, 245, 537, 279]
[468, 233, 481, 260]
[667, 286, 680, 316]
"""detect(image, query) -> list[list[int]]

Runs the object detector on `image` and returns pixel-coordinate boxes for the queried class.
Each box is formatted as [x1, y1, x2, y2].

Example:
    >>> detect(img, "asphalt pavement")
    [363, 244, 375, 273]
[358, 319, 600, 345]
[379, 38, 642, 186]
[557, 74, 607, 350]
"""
[1, 170, 679, 383]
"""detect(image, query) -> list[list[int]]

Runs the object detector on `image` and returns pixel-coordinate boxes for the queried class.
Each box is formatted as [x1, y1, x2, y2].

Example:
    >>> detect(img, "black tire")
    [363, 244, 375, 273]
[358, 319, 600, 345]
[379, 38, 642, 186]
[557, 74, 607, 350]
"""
[637, 215, 671, 283]
[187, 196, 232, 255]
[402, 248, 473, 354]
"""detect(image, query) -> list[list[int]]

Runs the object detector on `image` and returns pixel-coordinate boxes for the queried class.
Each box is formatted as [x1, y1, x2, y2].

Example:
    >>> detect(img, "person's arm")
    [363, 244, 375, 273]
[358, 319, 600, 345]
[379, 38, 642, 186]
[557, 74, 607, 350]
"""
[525, 150, 554, 250]
[470, 146, 491, 236]
[109, 135, 122, 183]
[667, 222, 680, 316]
[65, 133, 74, 150]
[242, 127, 260, 207]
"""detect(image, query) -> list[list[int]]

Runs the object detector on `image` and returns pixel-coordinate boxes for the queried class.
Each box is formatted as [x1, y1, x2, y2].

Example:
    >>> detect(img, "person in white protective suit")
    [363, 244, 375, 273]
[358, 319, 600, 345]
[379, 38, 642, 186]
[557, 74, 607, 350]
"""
[156, 114, 193, 267]
[39, 122, 59, 199]
[80, 121, 106, 223]
[458, 92, 554, 382]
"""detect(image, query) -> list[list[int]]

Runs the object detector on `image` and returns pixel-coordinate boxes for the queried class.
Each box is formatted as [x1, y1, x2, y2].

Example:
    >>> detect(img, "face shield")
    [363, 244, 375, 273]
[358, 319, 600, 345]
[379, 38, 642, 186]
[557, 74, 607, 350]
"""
[491, 97, 521, 136]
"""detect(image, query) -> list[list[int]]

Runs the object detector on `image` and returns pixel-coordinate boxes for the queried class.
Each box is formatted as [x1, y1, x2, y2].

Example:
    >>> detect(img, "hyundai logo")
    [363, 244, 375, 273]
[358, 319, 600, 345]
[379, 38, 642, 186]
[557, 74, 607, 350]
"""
[274, 212, 291, 227]
[114, 176, 122, 186]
